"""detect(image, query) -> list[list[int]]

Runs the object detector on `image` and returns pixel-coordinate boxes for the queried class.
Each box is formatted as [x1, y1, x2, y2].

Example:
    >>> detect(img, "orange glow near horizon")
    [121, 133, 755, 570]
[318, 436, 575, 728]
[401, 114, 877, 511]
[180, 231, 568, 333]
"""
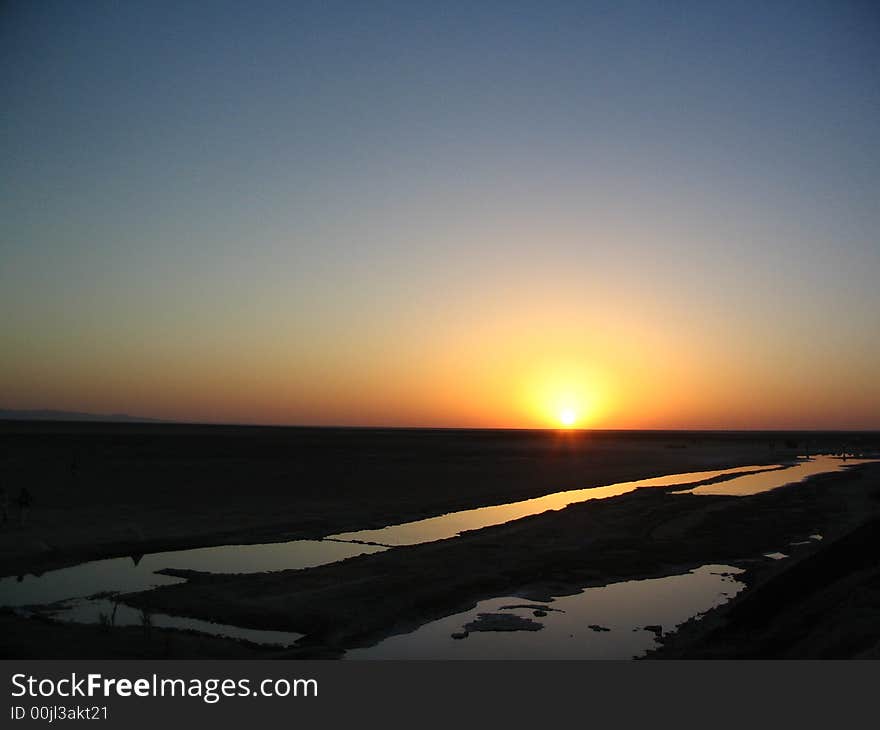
[2, 259, 879, 430]
[518, 359, 608, 430]
[4, 304, 879, 430]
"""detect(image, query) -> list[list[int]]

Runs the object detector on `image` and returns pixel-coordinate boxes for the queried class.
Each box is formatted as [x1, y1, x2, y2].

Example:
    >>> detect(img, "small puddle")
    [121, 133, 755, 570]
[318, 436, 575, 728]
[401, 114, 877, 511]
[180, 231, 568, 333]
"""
[346, 564, 746, 659]
[763, 552, 789, 560]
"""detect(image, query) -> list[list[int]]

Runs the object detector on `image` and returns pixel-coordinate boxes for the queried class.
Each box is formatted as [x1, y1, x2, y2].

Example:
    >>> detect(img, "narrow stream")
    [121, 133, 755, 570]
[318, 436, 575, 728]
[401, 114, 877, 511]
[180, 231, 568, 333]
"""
[0, 455, 871, 650]
[671, 456, 872, 496]
[327, 464, 779, 546]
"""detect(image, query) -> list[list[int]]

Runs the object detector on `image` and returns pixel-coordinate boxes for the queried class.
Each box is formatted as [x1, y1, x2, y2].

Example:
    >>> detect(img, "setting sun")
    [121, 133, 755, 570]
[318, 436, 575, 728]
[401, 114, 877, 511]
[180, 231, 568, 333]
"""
[520, 363, 607, 429]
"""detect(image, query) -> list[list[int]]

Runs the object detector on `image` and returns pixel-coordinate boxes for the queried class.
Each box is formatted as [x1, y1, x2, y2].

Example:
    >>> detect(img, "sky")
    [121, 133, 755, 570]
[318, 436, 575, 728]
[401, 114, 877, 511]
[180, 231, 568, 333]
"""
[2, 0, 879, 429]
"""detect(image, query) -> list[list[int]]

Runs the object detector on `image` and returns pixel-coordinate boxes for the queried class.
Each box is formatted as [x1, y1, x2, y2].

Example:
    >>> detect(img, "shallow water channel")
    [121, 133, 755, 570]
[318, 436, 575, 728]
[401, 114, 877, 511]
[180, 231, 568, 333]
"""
[0, 455, 870, 652]
[346, 564, 748, 659]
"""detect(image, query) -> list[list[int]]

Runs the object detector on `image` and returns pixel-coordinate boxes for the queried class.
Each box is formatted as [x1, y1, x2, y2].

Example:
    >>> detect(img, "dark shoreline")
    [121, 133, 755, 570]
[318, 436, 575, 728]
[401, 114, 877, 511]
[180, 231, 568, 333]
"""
[647, 511, 880, 659]
[4, 463, 877, 659]
[1, 423, 878, 659]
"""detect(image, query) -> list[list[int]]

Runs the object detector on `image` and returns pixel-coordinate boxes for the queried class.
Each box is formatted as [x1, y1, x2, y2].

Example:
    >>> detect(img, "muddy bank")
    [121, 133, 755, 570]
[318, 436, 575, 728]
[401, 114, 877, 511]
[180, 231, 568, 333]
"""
[3, 422, 830, 576]
[646, 511, 880, 658]
[121, 462, 880, 657]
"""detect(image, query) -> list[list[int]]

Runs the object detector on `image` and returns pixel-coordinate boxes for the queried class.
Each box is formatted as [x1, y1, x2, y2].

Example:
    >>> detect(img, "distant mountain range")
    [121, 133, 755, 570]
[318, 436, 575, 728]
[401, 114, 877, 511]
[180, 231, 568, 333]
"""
[0, 409, 164, 423]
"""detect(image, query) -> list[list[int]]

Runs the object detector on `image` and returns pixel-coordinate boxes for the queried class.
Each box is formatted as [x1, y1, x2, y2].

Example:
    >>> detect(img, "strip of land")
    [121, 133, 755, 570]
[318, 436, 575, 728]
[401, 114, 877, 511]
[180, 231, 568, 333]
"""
[118, 462, 880, 658]
[2, 423, 877, 659]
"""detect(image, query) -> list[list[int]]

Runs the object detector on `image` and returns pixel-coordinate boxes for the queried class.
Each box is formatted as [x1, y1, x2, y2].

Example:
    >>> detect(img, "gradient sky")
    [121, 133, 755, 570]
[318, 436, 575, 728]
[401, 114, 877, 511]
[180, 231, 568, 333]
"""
[2, 0, 879, 429]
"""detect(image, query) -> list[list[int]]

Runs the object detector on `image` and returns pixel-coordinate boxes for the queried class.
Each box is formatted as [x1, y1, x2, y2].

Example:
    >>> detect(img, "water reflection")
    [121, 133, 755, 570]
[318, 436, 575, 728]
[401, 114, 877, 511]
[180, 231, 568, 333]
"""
[764, 552, 788, 560]
[0, 556, 185, 607]
[672, 456, 876, 496]
[347, 564, 746, 660]
[329, 465, 777, 546]
[2, 456, 871, 649]
[0, 539, 386, 608]
[0, 464, 776, 610]
[32, 598, 303, 647]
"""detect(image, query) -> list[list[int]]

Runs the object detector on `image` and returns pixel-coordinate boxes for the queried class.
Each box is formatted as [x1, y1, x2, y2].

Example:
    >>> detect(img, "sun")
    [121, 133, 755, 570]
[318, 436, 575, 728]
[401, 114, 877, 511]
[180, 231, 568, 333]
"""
[524, 365, 606, 429]
[558, 407, 578, 428]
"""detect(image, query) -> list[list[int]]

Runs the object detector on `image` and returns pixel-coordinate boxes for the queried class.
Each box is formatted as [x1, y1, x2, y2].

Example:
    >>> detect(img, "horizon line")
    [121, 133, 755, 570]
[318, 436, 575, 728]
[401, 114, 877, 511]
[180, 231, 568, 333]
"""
[1, 411, 878, 434]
